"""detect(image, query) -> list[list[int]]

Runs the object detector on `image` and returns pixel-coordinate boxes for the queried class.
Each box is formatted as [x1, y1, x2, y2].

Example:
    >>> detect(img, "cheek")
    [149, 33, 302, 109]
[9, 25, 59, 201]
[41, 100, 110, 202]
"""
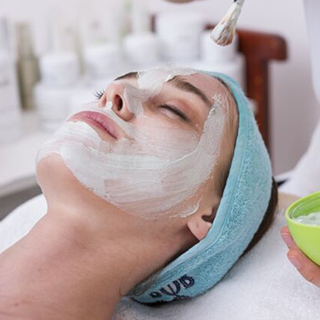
[132, 116, 199, 157]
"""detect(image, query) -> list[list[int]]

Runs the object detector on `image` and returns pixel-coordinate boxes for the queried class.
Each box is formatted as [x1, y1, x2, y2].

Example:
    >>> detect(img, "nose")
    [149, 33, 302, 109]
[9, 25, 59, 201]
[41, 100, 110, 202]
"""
[100, 82, 134, 121]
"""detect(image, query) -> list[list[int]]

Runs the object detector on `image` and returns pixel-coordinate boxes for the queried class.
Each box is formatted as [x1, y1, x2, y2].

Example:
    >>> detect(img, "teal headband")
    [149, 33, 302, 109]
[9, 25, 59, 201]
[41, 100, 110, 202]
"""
[129, 72, 273, 303]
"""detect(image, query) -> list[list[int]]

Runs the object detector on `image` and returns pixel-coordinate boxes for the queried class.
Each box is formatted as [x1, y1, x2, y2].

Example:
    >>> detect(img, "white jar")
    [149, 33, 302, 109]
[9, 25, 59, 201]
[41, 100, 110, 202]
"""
[84, 43, 123, 80]
[123, 32, 160, 69]
[34, 82, 78, 132]
[156, 12, 204, 62]
[35, 50, 81, 132]
[39, 51, 80, 87]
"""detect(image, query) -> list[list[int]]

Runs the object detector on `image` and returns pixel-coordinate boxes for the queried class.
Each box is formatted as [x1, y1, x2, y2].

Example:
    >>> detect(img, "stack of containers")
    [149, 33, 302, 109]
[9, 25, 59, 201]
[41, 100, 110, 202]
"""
[0, 18, 22, 145]
[70, 15, 125, 115]
[123, 32, 160, 70]
[123, 0, 161, 70]
[34, 51, 80, 132]
[34, 20, 81, 133]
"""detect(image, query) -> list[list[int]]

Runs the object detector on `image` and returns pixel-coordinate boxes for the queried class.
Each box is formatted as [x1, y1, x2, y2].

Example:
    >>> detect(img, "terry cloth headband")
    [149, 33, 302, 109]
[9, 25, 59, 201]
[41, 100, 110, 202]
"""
[129, 72, 273, 304]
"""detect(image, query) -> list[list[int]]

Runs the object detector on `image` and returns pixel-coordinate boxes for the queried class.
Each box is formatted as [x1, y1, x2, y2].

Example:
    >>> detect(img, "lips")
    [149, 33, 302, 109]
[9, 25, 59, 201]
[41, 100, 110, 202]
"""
[70, 111, 119, 139]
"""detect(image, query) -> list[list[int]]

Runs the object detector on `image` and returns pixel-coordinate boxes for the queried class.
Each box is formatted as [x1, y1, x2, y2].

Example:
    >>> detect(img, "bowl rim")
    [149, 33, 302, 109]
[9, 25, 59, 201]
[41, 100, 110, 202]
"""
[285, 191, 320, 228]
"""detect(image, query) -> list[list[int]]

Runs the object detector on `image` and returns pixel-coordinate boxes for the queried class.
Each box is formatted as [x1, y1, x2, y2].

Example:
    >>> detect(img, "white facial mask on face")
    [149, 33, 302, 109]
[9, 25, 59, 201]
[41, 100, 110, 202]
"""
[37, 67, 227, 219]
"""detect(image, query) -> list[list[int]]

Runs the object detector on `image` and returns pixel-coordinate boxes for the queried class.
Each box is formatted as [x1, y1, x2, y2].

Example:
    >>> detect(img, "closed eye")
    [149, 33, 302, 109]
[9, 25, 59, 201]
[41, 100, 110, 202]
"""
[158, 104, 190, 122]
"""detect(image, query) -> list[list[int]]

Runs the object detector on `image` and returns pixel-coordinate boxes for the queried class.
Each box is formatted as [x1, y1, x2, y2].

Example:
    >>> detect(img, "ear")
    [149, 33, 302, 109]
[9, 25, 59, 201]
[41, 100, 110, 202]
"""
[187, 214, 213, 241]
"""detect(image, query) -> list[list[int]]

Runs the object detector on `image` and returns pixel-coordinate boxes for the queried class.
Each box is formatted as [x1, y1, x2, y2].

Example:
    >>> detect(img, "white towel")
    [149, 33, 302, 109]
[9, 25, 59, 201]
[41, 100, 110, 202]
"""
[1, 194, 320, 319]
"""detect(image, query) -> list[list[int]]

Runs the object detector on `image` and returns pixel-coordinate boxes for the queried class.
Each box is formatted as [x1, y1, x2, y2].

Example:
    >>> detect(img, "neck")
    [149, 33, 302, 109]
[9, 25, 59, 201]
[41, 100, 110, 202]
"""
[0, 203, 190, 320]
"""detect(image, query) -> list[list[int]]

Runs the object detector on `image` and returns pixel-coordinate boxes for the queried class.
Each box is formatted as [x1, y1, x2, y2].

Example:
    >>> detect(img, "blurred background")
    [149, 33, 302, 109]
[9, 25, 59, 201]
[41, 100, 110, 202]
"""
[0, 0, 318, 219]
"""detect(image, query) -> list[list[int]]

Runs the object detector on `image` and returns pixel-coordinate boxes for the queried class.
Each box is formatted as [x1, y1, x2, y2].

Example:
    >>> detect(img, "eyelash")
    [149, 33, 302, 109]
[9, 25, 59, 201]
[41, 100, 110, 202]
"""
[94, 90, 105, 100]
[158, 104, 189, 122]
[93, 90, 188, 122]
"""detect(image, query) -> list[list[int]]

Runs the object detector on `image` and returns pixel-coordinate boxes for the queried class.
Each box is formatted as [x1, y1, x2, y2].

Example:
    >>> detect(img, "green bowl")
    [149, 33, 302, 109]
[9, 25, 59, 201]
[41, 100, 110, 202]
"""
[285, 191, 320, 266]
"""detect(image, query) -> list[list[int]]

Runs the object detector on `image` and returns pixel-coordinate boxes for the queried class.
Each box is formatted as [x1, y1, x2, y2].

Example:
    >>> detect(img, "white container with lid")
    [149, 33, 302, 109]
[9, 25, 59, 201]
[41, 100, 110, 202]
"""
[34, 82, 79, 132]
[84, 43, 123, 80]
[156, 12, 204, 62]
[39, 51, 80, 87]
[34, 16, 82, 133]
[123, 32, 160, 68]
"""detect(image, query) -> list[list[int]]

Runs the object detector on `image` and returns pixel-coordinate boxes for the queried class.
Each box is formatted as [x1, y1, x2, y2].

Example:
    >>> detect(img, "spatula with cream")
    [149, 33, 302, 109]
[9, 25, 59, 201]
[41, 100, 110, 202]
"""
[211, 0, 246, 46]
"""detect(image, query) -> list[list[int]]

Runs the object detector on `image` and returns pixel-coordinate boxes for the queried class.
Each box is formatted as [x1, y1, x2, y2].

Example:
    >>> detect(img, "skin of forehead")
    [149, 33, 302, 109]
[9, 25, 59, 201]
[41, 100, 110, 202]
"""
[176, 72, 229, 103]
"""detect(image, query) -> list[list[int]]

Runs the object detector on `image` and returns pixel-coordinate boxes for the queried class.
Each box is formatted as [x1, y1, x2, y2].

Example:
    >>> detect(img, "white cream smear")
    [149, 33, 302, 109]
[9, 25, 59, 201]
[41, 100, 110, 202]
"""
[37, 67, 227, 219]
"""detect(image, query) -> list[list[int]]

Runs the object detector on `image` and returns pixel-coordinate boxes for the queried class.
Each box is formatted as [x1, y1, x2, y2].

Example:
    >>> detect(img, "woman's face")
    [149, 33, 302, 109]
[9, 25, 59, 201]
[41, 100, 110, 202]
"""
[37, 67, 235, 220]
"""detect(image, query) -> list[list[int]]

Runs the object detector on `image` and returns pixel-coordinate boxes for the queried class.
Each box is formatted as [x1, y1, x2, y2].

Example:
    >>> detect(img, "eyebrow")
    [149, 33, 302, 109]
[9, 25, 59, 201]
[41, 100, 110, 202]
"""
[168, 76, 212, 108]
[114, 71, 139, 81]
[114, 72, 212, 108]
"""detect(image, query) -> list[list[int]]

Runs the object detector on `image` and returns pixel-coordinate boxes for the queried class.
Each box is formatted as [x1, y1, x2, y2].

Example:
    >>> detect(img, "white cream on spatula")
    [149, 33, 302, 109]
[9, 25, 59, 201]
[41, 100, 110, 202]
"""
[211, 0, 246, 46]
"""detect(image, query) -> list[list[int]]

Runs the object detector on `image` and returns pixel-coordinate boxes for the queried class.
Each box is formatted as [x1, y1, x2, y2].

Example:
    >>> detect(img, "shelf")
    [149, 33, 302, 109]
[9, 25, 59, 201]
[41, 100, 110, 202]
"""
[0, 111, 50, 198]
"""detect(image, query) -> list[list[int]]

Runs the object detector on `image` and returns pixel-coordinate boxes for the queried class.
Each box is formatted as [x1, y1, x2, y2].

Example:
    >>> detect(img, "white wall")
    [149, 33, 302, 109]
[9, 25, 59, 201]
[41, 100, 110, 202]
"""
[1, 0, 318, 175]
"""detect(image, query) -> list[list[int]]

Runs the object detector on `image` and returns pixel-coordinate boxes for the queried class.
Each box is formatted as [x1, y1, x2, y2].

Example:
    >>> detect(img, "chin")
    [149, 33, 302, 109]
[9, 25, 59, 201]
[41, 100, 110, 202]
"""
[36, 154, 79, 199]
[36, 154, 114, 212]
